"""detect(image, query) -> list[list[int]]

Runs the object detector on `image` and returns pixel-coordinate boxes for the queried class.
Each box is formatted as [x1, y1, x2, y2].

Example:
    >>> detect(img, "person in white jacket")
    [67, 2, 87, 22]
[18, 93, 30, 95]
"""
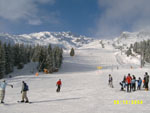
[0, 80, 13, 103]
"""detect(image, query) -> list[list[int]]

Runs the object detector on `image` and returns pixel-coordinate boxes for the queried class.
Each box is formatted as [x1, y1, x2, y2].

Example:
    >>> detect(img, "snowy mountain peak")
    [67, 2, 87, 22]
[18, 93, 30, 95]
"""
[120, 32, 137, 39]
[0, 31, 93, 49]
[114, 30, 150, 47]
[119, 30, 150, 40]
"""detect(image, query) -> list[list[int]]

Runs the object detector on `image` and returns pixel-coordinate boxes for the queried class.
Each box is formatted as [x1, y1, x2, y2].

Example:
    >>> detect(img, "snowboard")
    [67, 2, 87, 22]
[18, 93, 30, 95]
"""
[17, 101, 32, 104]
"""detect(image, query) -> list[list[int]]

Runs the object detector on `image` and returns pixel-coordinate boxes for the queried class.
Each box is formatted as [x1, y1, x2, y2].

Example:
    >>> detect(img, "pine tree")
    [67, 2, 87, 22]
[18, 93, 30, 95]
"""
[32, 44, 41, 62]
[126, 48, 132, 57]
[13, 44, 20, 66]
[38, 47, 47, 72]
[45, 44, 53, 73]
[4, 43, 14, 74]
[0, 42, 5, 78]
[70, 48, 75, 56]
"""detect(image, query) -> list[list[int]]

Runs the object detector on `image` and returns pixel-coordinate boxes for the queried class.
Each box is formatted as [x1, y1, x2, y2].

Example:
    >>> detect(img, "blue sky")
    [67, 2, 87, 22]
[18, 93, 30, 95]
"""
[0, 0, 150, 38]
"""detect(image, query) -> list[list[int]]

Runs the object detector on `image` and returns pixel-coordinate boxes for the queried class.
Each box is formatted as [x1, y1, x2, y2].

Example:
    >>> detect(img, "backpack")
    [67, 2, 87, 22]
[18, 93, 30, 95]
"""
[24, 83, 29, 91]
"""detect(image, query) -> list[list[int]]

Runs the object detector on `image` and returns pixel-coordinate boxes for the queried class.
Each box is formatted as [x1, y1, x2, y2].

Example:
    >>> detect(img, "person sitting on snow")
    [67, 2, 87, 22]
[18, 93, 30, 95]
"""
[120, 75, 126, 91]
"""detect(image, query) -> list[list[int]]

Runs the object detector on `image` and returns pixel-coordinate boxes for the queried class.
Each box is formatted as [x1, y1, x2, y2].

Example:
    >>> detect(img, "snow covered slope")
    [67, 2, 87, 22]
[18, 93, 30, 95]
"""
[0, 32, 93, 49]
[1, 45, 150, 113]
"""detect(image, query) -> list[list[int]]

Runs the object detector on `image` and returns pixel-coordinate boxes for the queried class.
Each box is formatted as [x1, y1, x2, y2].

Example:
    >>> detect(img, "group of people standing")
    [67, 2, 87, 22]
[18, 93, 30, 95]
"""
[119, 72, 149, 92]
[108, 72, 150, 92]
[0, 79, 62, 104]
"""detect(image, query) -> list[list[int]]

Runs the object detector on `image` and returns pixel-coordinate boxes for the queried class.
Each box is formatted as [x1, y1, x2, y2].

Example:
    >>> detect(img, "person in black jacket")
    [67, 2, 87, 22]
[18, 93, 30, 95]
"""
[108, 74, 113, 88]
[21, 81, 29, 103]
[144, 72, 149, 91]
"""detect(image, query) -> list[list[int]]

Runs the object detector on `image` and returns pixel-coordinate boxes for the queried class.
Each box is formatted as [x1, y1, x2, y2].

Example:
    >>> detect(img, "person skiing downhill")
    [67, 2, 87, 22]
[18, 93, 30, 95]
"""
[20, 81, 29, 103]
[108, 74, 113, 88]
[56, 79, 62, 92]
[0, 80, 13, 103]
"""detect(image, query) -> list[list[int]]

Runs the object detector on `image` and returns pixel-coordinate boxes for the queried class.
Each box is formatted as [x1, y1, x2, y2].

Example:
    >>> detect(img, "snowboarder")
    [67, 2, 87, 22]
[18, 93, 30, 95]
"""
[137, 77, 142, 90]
[56, 79, 62, 92]
[126, 73, 132, 92]
[0, 80, 13, 103]
[131, 75, 136, 91]
[108, 74, 113, 88]
[144, 72, 149, 91]
[20, 81, 29, 103]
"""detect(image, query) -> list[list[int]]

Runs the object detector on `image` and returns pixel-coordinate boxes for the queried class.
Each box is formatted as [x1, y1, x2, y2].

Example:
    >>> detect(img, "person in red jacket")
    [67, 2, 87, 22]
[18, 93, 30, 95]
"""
[126, 73, 132, 92]
[56, 79, 62, 92]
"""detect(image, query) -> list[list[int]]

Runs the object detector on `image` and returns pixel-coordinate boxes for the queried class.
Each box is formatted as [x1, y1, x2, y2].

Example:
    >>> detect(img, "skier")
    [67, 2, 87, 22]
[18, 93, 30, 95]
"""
[126, 73, 132, 92]
[144, 72, 149, 91]
[56, 79, 62, 92]
[131, 75, 136, 91]
[108, 74, 113, 88]
[143, 76, 146, 88]
[20, 81, 29, 103]
[0, 80, 13, 103]
[137, 77, 142, 90]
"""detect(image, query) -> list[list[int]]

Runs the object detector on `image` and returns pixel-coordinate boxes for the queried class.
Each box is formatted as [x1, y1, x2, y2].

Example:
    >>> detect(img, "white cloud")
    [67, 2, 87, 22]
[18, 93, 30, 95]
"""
[37, 0, 55, 4]
[28, 19, 42, 25]
[96, 0, 150, 38]
[0, 0, 56, 25]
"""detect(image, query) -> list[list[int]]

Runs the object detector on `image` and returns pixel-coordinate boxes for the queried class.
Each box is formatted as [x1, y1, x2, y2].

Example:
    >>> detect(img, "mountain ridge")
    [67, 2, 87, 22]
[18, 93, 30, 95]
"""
[1, 30, 150, 49]
[0, 31, 93, 49]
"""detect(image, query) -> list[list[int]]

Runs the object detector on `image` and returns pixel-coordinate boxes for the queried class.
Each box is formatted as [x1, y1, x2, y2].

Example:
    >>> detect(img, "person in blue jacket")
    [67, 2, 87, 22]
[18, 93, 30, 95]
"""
[0, 80, 13, 103]
[137, 77, 142, 90]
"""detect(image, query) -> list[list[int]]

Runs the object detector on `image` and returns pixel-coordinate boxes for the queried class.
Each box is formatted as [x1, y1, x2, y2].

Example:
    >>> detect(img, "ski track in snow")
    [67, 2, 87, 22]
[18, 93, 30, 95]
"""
[0, 47, 150, 113]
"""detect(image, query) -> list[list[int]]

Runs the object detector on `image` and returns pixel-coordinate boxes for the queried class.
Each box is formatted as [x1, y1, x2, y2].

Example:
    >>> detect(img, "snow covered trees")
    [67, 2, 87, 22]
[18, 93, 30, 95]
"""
[126, 39, 150, 67]
[0, 42, 63, 79]
[37, 45, 63, 73]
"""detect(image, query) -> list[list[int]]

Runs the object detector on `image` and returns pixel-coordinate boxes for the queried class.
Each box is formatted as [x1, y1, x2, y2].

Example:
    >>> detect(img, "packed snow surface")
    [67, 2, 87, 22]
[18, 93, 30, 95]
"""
[0, 43, 150, 113]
